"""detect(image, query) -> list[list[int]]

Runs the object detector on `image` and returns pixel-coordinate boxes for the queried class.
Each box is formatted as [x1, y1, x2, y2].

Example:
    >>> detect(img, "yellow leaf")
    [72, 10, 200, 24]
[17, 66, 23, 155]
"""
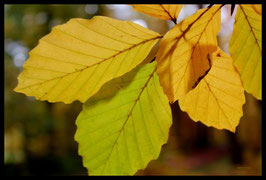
[179, 48, 245, 132]
[14, 16, 162, 104]
[156, 5, 222, 103]
[251, 4, 261, 15]
[131, 4, 183, 21]
[229, 5, 261, 100]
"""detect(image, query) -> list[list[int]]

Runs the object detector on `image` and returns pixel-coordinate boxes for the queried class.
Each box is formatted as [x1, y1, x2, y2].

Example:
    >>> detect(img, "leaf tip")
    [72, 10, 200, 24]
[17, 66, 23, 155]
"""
[230, 127, 236, 133]
[13, 86, 18, 92]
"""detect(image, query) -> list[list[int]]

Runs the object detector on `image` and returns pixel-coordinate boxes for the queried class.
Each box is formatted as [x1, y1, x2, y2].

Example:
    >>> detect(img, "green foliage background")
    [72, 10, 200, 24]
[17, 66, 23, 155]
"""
[4, 4, 262, 175]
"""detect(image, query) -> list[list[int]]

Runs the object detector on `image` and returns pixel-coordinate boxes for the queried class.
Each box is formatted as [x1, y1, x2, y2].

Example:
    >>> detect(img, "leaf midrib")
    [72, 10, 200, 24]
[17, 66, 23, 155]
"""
[159, 4, 176, 22]
[172, 5, 222, 99]
[100, 67, 157, 174]
[239, 5, 261, 52]
[203, 78, 234, 131]
[15, 36, 162, 91]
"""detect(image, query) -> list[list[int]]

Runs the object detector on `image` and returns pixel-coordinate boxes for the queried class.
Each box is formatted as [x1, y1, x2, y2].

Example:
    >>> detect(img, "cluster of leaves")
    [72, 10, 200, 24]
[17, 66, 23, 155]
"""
[14, 4, 261, 175]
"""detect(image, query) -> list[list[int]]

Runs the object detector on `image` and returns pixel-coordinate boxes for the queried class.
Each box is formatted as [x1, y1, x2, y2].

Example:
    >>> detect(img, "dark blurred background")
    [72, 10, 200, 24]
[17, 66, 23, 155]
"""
[4, 4, 262, 176]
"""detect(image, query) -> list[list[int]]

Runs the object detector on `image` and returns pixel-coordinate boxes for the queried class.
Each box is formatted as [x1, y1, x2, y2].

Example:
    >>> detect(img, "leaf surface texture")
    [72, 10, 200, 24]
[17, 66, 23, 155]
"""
[75, 62, 172, 175]
[229, 5, 261, 99]
[131, 4, 183, 21]
[156, 5, 222, 103]
[14, 16, 161, 104]
[179, 48, 245, 132]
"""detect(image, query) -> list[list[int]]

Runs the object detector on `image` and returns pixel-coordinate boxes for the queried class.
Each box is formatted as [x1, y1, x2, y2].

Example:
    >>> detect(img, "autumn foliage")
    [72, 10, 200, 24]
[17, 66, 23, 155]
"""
[14, 4, 261, 175]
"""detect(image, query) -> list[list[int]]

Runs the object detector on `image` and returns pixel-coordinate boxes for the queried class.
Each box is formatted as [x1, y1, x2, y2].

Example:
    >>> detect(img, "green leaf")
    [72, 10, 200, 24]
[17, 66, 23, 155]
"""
[74, 62, 172, 175]
[228, 5, 261, 100]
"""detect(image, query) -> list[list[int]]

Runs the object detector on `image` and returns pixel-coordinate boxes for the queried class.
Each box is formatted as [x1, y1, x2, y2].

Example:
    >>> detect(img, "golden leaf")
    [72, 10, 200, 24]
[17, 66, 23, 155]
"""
[179, 48, 245, 132]
[14, 16, 161, 104]
[156, 5, 222, 103]
[131, 4, 183, 22]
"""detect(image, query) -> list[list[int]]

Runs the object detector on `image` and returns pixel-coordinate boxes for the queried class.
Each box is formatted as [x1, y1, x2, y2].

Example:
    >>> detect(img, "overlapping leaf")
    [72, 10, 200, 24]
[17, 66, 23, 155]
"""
[156, 5, 222, 103]
[179, 48, 245, 132]
[75, 62, 172, 175]
[229, 5, 261, 100]
[14, 16, 162, 104]
[131, 4, 183, 22]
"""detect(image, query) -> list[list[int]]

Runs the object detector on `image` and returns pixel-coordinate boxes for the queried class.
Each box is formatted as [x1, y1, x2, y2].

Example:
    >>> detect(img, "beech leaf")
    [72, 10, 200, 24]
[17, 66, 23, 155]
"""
[131, 4, 183, 22]
[229, 5, 261, 100]
[179, 48, 245, 132]
[156, 5, 222, 103]
[75, 62, 172, 175]
[14, 16, 161, 104]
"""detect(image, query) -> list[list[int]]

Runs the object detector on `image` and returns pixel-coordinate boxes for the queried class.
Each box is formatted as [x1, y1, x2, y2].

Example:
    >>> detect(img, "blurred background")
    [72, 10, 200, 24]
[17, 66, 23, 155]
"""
[4, 4, 262, 176]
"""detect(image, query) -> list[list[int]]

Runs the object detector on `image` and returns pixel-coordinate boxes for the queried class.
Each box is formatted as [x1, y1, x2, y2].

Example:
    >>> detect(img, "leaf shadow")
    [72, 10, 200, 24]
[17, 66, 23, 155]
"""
[157, 31, 219, 96]
[83, 64, 141, 107]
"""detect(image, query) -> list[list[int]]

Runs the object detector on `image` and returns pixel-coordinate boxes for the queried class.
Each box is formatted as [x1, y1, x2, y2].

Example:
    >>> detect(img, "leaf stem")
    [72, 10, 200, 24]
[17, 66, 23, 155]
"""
[159, 4, 177, 24]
